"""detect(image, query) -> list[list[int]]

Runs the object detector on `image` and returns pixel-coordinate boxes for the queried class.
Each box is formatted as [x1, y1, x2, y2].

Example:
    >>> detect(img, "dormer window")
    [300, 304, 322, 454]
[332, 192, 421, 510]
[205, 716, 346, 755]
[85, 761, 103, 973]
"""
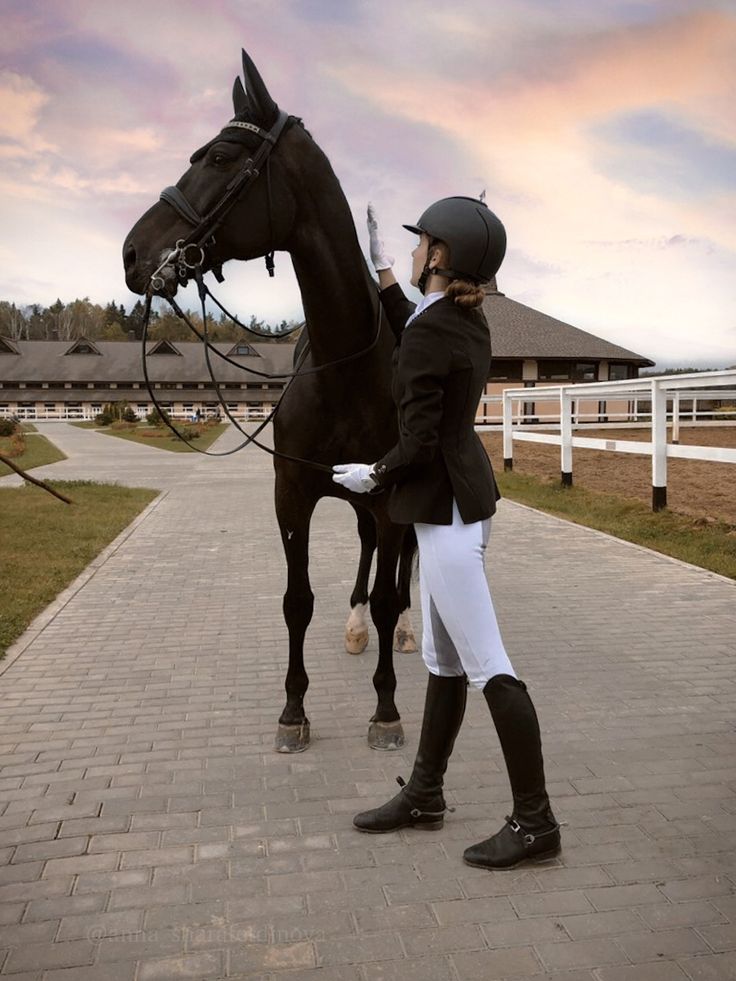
[0, 337, 20, 355]
[64, 338, 101, 356]
[227, 341, 259, 358]
[147, 339, 182, 356]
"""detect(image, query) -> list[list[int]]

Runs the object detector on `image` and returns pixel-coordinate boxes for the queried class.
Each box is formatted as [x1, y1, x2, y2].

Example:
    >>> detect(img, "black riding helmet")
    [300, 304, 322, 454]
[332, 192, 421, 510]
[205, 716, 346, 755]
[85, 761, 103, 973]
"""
[404, 196, 506, 293]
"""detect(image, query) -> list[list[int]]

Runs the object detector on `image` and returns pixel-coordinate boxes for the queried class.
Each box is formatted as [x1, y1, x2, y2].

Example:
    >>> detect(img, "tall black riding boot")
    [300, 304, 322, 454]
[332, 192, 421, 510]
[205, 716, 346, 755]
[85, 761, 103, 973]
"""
[463, 674, 560, 869]
[353, 673, 467, 833]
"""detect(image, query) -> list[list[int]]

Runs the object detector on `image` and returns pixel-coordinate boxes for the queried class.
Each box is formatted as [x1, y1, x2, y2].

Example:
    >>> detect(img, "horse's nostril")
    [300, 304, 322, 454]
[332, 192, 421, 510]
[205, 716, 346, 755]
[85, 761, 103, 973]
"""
[123, 242, 137, 272]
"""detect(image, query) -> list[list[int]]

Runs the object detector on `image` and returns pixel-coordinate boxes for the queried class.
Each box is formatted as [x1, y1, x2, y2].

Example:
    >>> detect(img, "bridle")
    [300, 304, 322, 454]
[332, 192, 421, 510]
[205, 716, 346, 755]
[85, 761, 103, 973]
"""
[142, 107, 383, 469]
[151, 108, 291, 293]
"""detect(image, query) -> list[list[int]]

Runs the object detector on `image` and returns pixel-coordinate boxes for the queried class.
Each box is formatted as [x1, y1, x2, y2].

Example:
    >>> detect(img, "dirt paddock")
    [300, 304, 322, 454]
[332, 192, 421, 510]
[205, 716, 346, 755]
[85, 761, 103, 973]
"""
[480, 425, 736, 525]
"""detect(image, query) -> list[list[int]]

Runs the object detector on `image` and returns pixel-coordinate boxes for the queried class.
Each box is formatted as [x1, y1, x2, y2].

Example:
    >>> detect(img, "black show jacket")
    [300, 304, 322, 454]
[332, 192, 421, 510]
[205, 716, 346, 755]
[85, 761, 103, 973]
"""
[372, 283, 501, 525]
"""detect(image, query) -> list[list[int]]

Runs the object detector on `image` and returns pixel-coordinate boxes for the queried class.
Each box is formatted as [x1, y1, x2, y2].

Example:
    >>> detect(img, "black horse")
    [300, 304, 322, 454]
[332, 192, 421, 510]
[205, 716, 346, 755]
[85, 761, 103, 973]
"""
[123, 49, 418, 752]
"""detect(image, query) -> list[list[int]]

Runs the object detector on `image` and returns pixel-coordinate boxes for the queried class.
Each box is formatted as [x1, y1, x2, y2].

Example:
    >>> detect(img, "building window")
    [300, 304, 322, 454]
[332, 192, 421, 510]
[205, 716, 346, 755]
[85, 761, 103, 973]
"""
[233, 343, 256, 356]
[572, 362, 597, 382]
[609, 362, 633, 381]
[537, 361, 571, 381]
[488, 359, 521, 381]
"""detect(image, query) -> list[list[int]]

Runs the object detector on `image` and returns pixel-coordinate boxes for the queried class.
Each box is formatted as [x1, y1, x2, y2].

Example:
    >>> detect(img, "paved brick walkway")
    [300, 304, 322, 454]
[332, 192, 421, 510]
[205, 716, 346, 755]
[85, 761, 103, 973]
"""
[1, 423, 735, 980]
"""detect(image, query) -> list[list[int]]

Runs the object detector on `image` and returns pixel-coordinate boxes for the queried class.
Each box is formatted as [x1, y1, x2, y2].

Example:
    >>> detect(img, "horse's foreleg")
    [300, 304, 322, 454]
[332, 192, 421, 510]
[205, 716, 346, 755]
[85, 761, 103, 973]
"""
[394, 525, 418, 654]
[367, 518, 405, 750]
[345, 503, 376, 655]
[275, 484, 317, 753]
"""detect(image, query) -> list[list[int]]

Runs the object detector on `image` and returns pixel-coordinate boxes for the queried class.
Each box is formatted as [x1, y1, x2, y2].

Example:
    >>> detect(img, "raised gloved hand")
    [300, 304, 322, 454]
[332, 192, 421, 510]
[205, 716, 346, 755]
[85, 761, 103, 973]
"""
[367, 203, 394, 272]
[332, 463, 378, 494]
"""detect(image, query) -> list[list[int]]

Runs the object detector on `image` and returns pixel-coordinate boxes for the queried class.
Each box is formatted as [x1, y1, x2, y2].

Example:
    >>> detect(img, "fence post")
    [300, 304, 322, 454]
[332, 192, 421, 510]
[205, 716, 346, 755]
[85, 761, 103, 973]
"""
[672, 392, 680, 444]
[560, 388, 573, 486]
[651, 379, 667, 510]
[502, 390, 513, 471]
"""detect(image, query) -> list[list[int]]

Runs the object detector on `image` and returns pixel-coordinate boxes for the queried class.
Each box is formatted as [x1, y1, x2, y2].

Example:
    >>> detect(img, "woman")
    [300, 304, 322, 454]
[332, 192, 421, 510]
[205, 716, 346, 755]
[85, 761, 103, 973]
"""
[332, 197, 560, 870]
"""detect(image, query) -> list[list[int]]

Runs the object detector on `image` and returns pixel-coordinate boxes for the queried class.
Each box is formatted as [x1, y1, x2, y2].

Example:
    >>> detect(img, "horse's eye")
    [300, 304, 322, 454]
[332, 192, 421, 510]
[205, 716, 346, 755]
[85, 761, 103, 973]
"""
[212, 151, 231, 166]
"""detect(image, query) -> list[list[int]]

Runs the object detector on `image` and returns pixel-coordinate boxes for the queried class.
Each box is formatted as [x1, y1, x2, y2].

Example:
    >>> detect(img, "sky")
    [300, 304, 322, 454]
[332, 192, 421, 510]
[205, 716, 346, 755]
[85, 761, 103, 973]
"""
[1, 0, 735, 368]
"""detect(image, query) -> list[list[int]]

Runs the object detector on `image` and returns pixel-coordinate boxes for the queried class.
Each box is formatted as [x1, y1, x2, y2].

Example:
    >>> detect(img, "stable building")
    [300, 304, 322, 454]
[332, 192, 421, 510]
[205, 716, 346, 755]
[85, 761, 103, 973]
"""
[479, 283, 654, 424]
[0, 336, 294, 421]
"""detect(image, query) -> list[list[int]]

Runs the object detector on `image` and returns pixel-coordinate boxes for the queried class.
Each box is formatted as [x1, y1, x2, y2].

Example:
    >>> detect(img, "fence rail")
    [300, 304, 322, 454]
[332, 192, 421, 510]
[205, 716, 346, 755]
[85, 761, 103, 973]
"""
[0, 406, 272, 422]
[487, 369, 736, 511]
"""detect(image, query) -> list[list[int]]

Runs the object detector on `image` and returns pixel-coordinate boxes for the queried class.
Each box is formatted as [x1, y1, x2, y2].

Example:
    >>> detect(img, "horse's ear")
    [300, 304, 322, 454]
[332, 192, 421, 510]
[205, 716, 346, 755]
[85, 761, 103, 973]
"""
[241, 48, 278, 124]
[232, 76, 248, 115]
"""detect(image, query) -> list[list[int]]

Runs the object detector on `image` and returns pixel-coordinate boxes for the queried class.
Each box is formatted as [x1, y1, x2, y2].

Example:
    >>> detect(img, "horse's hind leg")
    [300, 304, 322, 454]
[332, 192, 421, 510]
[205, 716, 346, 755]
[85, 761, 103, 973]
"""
[367, 516, 405, 750]
[394, 525, 418, 654]
[345, 503, 376, 655]
[275, 477, 317, 753]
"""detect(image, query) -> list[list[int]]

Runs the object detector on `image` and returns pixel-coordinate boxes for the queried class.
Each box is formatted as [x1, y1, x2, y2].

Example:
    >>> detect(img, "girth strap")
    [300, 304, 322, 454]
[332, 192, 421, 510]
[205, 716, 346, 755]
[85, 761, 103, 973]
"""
[159, 186, 203, 226]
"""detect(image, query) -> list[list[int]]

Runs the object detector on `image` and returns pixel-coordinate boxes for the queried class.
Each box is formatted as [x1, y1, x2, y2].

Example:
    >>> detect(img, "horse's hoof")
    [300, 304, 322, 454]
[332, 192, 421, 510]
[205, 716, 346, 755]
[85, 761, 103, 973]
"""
[345, 628, 369, 655]
[393, 627, 418, 654]
[275, 721, 310, 753]
[368, 720, 405, 751]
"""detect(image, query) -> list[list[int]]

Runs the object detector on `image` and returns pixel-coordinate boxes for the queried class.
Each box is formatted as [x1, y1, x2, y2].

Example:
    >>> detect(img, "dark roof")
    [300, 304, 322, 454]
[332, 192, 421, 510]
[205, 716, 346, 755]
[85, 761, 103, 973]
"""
[0, 339, 296, 384]
[482, 287, 654, 365]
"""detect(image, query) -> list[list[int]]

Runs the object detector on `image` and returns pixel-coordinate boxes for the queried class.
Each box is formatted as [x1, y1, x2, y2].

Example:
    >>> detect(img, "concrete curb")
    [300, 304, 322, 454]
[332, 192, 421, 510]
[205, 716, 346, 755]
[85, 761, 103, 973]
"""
[504, 498, 736, 587]
[0, 489, 169, 677]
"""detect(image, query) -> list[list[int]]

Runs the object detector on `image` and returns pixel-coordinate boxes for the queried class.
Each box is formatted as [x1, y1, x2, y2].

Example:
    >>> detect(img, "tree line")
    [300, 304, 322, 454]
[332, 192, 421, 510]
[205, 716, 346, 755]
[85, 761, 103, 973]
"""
[0, 298, 302, 344]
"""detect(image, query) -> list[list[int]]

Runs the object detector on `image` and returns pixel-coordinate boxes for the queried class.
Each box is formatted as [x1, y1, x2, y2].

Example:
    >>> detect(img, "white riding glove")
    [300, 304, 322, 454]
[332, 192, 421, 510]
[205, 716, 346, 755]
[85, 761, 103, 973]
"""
[367, 202, 394, 272]
[332, 463, 378, 494]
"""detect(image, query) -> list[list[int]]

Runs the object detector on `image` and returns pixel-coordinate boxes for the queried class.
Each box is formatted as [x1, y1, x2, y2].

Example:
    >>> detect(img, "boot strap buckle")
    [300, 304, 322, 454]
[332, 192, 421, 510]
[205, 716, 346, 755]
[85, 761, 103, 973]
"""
[507, 817, 536, 846]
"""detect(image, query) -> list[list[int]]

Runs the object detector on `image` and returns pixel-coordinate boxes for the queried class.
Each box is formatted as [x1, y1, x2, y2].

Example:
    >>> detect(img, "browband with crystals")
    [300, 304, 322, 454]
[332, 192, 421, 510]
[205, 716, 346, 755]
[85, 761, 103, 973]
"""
[222, 119, 275, 142]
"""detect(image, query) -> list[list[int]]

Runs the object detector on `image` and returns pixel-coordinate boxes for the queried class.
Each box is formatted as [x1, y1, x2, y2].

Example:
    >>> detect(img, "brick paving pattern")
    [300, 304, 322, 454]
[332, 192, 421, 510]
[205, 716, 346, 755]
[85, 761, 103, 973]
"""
[1, 422, 735, 979]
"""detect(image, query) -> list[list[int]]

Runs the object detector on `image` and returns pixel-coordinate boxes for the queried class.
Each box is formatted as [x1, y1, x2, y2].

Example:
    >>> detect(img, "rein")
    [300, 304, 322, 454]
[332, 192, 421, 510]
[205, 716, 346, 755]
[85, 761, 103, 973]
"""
[140, 276, 382, 468]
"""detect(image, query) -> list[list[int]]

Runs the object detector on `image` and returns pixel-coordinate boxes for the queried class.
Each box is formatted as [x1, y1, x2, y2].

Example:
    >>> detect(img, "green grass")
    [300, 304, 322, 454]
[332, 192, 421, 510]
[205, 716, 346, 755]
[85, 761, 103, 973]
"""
[497, 471, 736, 580]
[86, 423, 229, 453]
[0, 433, 66, 477]
[0, 481, 158, 657]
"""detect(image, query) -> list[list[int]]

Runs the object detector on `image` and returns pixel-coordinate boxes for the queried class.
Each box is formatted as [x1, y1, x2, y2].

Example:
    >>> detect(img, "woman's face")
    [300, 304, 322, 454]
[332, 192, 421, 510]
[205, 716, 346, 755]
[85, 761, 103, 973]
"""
[410, 233, 430, 288]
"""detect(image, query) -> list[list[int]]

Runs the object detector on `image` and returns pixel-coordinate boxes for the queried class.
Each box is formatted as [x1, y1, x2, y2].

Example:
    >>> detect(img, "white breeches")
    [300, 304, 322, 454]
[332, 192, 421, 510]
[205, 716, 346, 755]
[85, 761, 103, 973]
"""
[414, 500, 516, 690]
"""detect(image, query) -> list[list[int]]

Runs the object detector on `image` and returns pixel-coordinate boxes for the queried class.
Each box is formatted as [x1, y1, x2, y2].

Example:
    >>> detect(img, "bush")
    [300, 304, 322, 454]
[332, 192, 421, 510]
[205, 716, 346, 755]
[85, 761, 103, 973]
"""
[110, 420, 137, 431]
[101, 400, 136, 422]
[174, 425, 201, 441]
[95, 412, 113, 427]
[146, 407, 171, 427]
[0, 418, 18, 437]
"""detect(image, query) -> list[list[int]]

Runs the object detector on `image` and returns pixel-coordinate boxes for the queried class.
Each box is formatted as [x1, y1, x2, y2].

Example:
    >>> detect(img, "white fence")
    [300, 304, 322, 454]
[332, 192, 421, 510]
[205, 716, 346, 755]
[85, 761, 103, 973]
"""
[1, 405, 271, 423]
[487, 369, 736, 511]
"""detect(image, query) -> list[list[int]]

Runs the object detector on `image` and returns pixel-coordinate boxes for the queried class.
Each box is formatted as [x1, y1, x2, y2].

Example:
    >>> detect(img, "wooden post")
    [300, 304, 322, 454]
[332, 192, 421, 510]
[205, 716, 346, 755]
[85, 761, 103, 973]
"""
[672, 392, 680, 444]
[651, 379, 667, 510]
[560, 389, 573, 486]
[502, 389, 513, 471]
